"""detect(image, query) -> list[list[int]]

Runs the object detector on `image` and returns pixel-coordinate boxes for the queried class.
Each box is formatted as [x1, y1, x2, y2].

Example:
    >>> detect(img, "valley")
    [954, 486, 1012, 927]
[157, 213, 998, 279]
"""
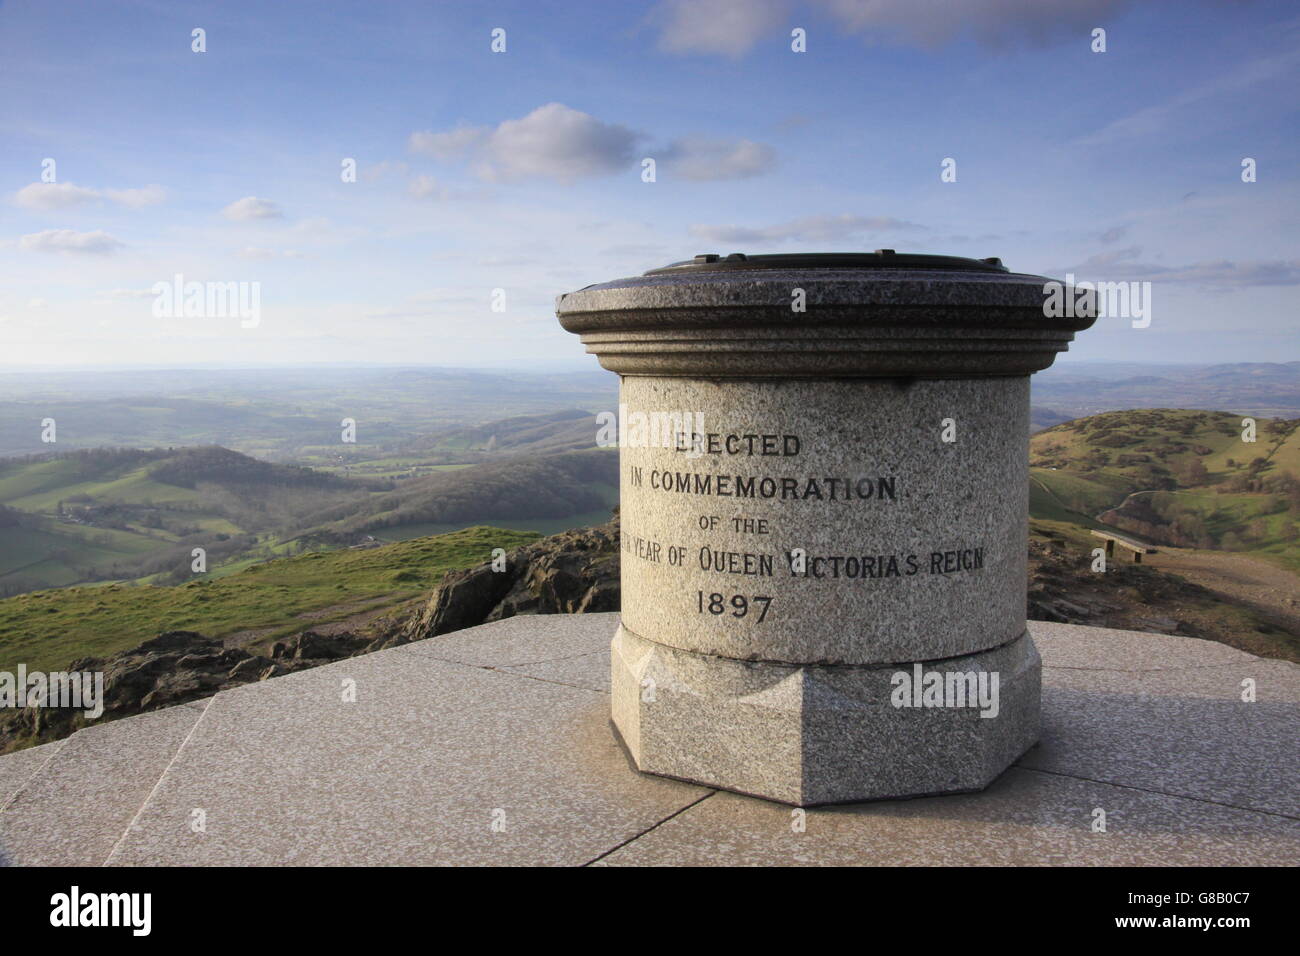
[0, 363, 1296, 740]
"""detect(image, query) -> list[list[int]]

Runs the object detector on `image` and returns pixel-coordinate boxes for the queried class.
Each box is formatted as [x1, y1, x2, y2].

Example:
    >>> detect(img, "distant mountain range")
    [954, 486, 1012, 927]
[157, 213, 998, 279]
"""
[1031, 361, 1300, 421]
[3, 362, 1295, 452]
[0, 366, 618, 459]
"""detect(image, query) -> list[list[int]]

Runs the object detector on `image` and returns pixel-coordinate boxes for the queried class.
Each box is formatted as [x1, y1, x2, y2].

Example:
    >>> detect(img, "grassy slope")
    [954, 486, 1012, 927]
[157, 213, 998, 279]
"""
[0, 525, 538, 674]
[1029, 409, 1299, 567]
[1032, 409, 1298, 487]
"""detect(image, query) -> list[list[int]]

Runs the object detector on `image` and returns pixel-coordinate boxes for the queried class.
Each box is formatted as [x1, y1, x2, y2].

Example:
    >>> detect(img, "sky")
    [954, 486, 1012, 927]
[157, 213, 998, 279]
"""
[0, 0, 1297, 371]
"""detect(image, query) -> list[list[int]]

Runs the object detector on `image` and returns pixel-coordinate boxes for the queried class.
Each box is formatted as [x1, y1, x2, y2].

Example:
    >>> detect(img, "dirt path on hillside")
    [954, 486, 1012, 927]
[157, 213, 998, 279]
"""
[1146, 548, 1300, 637]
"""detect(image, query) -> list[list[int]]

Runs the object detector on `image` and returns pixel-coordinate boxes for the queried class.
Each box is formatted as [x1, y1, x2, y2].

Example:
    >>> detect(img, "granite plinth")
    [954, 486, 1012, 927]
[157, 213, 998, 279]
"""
[558, 256, 1091, 805]
[611, 623, 1041, 805]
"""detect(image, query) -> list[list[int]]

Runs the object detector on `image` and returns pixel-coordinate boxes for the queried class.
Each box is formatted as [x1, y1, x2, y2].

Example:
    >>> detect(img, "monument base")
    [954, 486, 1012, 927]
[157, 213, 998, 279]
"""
[611, 623, 1040, 806]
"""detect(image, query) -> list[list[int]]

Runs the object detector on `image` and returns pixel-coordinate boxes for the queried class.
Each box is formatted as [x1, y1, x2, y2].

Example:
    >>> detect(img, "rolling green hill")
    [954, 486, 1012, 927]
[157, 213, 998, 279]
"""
[293, 447, 619, 542]
[0, 442, 620, 598]
[0, 447, 380, 596]
[1030, 409, 1300, 568]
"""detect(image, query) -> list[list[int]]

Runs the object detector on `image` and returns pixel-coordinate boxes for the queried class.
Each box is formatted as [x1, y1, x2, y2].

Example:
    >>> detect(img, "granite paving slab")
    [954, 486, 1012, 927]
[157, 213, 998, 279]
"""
[1042, 659, 1300, 701]
[404, 611, 618, 669]
[0, 702, 209, 866]
[4, 618, 1292, 866]
[500, 650, 612, 693]
[1028, 621, 1258, 670]
[0, 740, 63, 809]
[594, 767, 1299, 866]
[1023, 686, 1298, 817]
[108, 641, 706, 866]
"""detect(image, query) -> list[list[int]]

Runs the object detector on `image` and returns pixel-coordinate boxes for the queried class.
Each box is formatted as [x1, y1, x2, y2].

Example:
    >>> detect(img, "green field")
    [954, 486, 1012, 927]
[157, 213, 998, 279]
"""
[0, 525, 539, 675]
[1030, 409, 1300, 568]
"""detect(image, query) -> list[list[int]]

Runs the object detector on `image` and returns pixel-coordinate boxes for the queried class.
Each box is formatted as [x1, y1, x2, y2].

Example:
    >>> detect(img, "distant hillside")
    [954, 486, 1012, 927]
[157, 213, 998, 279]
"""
[0, 446, 377, 596]
[146, 446, 357, 489]
[0, 435, 620, 597]
[294, 447, 619, 542]
[1030, 409, 1300, 568]
[1030, 407, 1072, 433]
[403, 408, 600, 461]
[1033, 361, 1300, 419]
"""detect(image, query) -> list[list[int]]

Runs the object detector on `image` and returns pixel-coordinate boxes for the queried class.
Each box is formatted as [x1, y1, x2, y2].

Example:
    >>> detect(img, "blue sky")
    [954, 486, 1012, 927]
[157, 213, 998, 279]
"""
[1, 0, 1297, 370]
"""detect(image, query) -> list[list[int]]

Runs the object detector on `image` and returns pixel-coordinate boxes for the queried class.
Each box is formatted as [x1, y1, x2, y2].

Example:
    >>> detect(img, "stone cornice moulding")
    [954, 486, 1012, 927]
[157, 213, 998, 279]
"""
[557, 259, 1097, 378]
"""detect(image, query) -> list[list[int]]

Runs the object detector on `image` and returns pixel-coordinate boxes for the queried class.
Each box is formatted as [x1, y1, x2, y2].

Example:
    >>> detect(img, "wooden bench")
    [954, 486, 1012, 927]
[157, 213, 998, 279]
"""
[1091, 529, 1157, 563]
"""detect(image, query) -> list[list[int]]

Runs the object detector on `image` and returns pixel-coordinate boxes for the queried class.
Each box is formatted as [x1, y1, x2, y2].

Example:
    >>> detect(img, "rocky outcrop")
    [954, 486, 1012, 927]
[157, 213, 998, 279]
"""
[388, 514, 619, 645]
[0, 628, 379, 751]
[0, 513, 620, 753]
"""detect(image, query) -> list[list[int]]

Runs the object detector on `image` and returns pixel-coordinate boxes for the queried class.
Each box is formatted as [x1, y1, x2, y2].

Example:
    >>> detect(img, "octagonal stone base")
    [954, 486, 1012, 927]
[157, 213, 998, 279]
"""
[611, 623, 1041, 806]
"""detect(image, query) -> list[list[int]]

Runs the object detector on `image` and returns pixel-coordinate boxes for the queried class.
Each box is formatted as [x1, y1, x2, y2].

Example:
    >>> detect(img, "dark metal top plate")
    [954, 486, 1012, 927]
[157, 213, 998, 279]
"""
[644, 250, 1009, 275]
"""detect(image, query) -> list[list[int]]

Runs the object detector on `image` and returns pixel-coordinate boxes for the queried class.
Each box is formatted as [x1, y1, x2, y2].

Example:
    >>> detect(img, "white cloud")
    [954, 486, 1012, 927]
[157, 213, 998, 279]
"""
[661, 137, 776, 180]
[409, 126, 486, 159]
[105, 184, 168, 207]
[408, 174, 448, 200]
[13, 181, 169, 210]
[652, 0, 789, 58]
[410, 103, 641, 183]
[222, 196, 283, 221]
[818, 0, 1133, 50]
[237, 246, 303, 259]
[100, 288, 155, 298]
[1060, 249, 1300, 287]
[19, 228, 125, 254]
[13, 182, 101, 209]
[691, 213, 924, 244]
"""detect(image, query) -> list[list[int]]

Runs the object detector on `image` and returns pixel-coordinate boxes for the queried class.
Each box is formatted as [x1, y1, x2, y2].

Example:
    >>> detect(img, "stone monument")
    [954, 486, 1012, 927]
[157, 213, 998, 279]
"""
[556, 251, 1096, 805]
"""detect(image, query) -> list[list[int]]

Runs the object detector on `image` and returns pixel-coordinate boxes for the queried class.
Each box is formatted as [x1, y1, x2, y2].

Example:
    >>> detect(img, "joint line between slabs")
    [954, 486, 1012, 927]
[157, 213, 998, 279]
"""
[582, 791, 717, 866]
[102, 699, 214, 865]
[401, 649, 609, 693]
[0, 737, 68, 813]
[1016, 765, 1300, 821]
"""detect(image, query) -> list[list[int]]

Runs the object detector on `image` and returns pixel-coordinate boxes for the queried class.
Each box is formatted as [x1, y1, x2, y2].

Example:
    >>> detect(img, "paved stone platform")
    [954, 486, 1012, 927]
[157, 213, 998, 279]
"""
[1, 615, 1296, 866]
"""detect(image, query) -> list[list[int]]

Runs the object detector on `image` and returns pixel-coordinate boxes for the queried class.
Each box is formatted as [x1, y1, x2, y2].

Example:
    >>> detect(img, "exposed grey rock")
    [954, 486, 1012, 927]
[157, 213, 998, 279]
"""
[394, 514, 620, 644]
